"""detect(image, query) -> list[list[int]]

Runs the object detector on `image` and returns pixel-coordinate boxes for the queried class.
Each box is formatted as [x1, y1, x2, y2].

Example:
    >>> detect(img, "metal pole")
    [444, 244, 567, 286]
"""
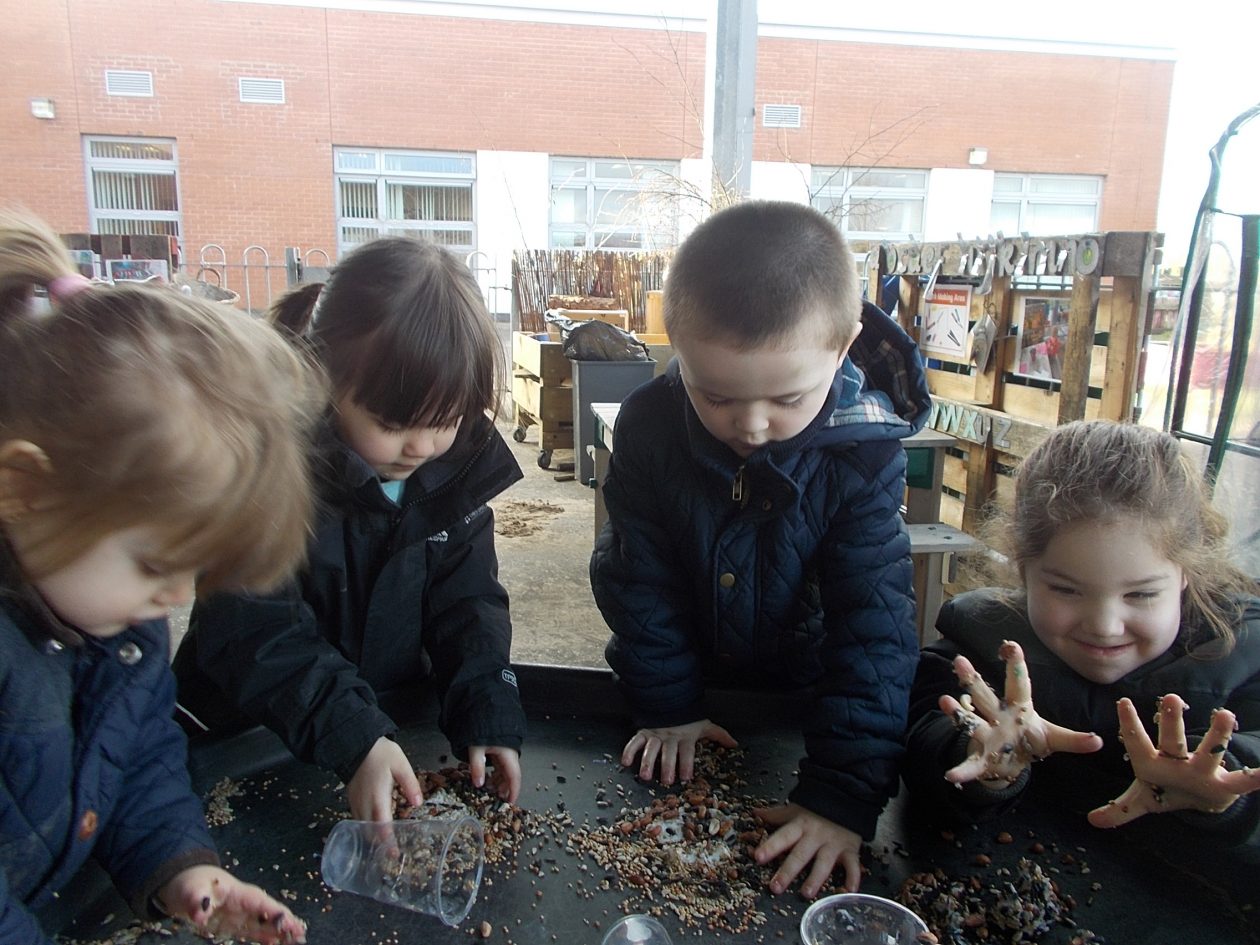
[1166, 103, 1260, 432]
[710, 0, 757, 200]
[1205, 214, 1258, 482]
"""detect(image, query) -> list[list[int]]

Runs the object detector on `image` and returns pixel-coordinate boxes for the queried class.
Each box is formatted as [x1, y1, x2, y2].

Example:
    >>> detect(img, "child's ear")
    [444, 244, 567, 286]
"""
[836, 321, 863, 364]
[0, 440, 55, 522]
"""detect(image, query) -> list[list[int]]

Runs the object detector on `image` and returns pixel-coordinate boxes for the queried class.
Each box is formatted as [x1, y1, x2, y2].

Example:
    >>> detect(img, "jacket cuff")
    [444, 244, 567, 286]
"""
[450, 733, 525, 762]
[788, 777, 882, 841]
[133, 847, 221, 920]
[625, 695, 707, 731]
[943, 729, 1030, 808]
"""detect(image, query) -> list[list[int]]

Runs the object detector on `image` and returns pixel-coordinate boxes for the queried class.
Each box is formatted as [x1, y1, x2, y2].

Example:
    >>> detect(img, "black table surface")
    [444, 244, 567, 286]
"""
[53, 665, 1258, 945]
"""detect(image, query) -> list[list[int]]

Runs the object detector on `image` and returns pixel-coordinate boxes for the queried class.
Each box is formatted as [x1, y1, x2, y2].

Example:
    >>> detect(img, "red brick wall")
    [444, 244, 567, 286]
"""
[1, 0, 1170, 263]
[755, 38, 1171, 231]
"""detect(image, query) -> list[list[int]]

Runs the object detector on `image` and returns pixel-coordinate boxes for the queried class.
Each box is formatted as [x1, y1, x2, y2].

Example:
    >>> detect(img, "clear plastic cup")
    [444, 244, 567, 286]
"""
[601, 914, 674, 945]
[320, 815, 483, 926]
[799, 893, 930, 945]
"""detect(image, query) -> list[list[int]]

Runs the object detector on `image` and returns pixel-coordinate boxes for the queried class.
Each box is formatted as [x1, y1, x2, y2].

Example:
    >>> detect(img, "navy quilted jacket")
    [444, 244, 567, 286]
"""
[591, 303, 930, 839]
[0, 546, 218, 945]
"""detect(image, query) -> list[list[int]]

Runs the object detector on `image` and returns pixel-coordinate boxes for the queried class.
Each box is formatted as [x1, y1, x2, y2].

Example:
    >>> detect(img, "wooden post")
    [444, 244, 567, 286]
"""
[1100, 232, 1157, 421]
[645, 290, 666, 335]
[962, 443, 995, 534]
[1057, 271, 1102, 423]
[898, 275, 922, 340]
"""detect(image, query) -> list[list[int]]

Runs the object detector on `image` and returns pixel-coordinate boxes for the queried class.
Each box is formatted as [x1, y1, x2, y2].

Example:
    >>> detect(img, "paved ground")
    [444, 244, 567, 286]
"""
[490, 419, 607, 668]
[490, 318, 609, 668]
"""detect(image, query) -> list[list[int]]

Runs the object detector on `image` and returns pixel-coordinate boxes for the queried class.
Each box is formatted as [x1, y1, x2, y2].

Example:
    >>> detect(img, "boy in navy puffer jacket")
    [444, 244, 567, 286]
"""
[591, 201, 930, 898]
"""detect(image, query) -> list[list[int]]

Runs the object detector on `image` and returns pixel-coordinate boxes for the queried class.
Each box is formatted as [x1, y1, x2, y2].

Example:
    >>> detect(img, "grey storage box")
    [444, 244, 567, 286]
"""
[571, 359, 656, 484]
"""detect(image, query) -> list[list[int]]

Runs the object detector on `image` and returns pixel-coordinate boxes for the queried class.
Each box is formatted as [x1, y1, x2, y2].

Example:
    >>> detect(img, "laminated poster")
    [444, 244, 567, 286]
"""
[921, 284, 972, 360]
[1015, 296, 1071, 381]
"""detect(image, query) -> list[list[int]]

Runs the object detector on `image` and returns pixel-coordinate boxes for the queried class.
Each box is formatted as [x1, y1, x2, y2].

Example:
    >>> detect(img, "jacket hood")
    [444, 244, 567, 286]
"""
[815, 300, 931, 444]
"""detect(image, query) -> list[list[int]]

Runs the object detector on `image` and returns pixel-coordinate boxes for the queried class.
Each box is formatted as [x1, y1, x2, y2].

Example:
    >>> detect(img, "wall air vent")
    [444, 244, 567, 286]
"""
[239, 77, 286, 105]
[762, 104, 802, 128]
[105, 70, 154, 97]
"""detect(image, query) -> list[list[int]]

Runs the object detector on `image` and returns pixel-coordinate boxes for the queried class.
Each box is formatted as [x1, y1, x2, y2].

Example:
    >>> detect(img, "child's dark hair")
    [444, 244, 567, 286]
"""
[0, 210, 324, 594]
[663, 200, 860, 351]
[1002, 420, 1252, 648]
[270, 238, 503, 426]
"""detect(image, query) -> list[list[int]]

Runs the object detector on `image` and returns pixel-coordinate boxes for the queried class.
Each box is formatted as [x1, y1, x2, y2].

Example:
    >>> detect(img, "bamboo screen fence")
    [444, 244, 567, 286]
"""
[512, 249, 671, 333]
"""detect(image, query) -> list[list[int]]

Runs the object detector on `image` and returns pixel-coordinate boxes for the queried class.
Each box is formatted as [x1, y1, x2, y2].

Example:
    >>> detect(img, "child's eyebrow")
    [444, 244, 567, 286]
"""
[1039, 567, 1080, 582]
[687, 380, 818, 401]
[1041, 567, 1171, 588]
[1120, 575, 1174, 588]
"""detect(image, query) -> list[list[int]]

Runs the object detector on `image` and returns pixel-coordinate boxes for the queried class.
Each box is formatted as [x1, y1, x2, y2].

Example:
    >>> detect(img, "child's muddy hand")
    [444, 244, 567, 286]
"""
[159, 865, 307, 944]
[1089, 696, 1257, 828]
[941, 642, 1101, 787]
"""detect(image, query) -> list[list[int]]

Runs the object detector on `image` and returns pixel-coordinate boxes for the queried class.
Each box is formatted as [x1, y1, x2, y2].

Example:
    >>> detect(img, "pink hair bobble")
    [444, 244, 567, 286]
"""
[47, 274, 93, 301]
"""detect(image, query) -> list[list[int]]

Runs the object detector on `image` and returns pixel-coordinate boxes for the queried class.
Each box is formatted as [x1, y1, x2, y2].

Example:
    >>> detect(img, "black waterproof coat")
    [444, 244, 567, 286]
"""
[591, 303, 931, 839]
[174, 413, 527, 783]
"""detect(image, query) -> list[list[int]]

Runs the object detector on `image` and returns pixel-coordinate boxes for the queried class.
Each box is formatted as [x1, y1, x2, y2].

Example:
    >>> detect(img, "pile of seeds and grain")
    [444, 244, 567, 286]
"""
[562, 746, 797, 935]
[399, 765, 575, 871]
[896, 833, 1102, 945]
[61, 746, 1116, 945]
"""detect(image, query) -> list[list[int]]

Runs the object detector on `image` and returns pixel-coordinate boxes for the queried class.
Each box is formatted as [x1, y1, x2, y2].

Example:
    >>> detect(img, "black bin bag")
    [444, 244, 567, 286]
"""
[560, 320, 650, 362]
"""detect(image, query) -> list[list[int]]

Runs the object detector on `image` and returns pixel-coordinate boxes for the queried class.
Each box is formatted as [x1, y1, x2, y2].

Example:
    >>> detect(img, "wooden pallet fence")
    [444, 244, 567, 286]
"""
[876, 231, 1161, 604]
[924, 396, 1047, 533]
[874, 230, 1161, 430]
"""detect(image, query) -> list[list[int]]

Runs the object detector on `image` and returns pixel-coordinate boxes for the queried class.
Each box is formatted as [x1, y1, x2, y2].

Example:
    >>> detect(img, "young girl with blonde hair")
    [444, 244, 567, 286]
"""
[0, 210, 322, 943]
[905, 420, 1259, 863]
[174, 237, 526, 823]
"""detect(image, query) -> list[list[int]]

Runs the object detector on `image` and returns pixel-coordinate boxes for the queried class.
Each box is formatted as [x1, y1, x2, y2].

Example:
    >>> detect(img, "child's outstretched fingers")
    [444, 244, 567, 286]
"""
[998, 640, 1033, 705]
[942, 646, 1097, 787]
[951, 655, 1002, 720]
[1210, 708, 1260, 796]
[1092, 696, 1251, 827]
[1154, 693, 1191, 760]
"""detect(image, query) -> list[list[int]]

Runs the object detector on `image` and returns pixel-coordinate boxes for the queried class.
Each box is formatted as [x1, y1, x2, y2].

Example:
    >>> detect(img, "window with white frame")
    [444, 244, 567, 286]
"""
[335, 148, 475, 255]
[84, 137, 181, 238]
[990, 173, 1102, 235]
[810, 167, 927, 240]
[550, 158, 679, 251]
